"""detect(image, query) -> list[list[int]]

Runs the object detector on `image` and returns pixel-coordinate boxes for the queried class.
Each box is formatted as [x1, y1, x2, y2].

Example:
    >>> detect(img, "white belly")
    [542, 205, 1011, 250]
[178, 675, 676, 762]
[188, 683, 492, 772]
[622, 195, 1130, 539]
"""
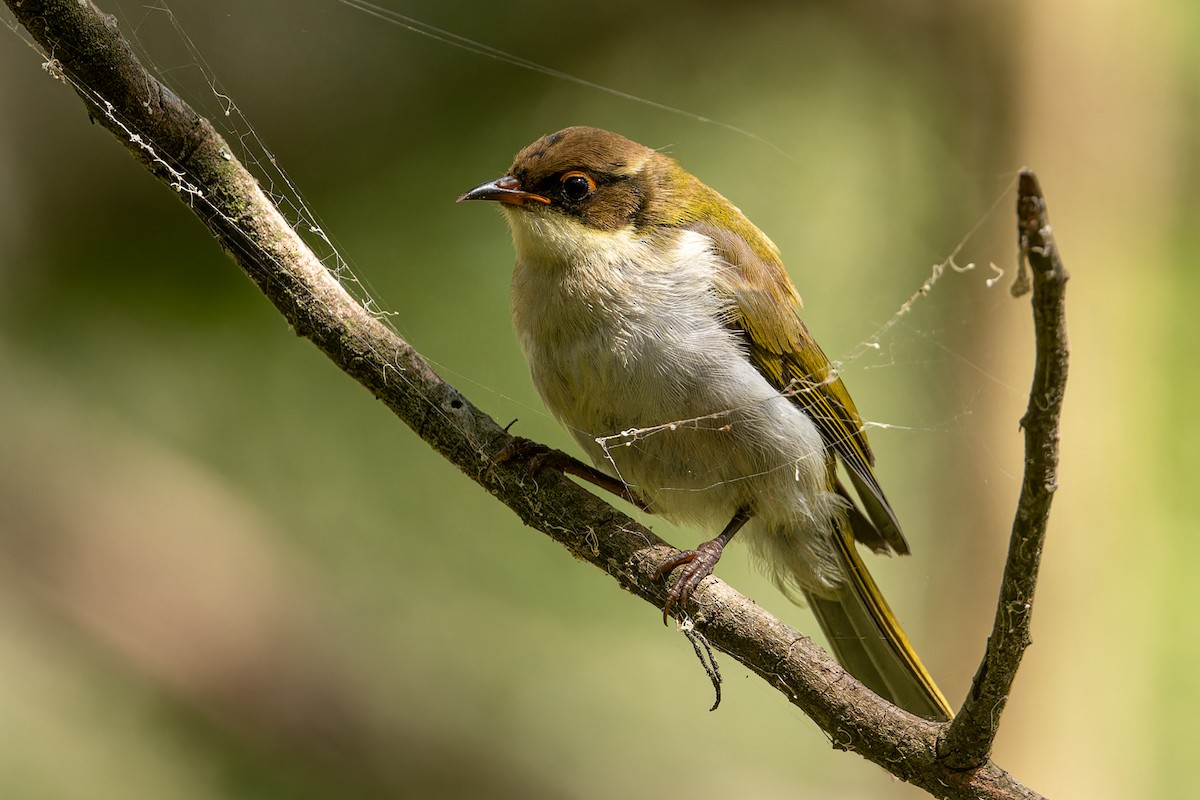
[508, 221, 844, 590]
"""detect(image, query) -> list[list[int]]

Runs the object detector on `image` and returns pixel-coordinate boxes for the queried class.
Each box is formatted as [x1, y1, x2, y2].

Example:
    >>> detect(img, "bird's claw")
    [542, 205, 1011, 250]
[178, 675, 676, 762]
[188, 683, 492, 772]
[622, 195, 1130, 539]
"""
[484, 436, 561, 480]
[655, 541, 724, 625]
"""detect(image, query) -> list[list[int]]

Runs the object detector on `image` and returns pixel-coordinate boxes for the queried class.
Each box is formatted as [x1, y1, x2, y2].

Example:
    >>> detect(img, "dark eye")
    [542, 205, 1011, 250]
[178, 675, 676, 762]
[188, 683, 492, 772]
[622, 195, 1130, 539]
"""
[560, 170, 596, 202]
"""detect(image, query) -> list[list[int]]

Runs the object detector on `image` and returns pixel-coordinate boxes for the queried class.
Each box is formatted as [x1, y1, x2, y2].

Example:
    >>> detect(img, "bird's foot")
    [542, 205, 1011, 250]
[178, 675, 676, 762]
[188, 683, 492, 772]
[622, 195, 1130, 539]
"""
[486, 435, 651, 511]
[655, 539, 727, 625]
[485, 435, 558, 479]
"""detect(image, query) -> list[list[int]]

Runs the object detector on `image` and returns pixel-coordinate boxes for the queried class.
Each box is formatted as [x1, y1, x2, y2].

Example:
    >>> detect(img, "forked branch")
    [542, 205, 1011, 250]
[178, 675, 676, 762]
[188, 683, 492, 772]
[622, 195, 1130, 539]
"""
[5, 2, 1065, 798]
[939, 171, 1070, 768]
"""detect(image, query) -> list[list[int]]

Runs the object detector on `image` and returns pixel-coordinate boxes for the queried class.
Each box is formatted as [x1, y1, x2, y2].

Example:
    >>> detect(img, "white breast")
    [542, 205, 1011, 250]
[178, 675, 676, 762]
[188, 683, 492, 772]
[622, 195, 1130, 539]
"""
[506, 210, 844, 590]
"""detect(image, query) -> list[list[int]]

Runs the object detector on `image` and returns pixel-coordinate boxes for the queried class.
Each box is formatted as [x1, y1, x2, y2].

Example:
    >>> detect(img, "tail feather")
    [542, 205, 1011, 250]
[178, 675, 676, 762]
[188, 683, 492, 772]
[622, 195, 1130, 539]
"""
[803, 528, 953, 721]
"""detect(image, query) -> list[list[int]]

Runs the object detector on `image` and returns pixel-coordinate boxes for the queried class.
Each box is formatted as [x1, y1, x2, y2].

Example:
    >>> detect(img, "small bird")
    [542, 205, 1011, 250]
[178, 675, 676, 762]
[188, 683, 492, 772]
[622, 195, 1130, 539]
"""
[459, 126, 952, 720]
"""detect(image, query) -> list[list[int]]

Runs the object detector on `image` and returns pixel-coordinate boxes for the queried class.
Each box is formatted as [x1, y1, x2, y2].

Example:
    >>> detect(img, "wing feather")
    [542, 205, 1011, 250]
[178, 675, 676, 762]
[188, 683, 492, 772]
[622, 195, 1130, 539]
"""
[688, 220, 907, 554]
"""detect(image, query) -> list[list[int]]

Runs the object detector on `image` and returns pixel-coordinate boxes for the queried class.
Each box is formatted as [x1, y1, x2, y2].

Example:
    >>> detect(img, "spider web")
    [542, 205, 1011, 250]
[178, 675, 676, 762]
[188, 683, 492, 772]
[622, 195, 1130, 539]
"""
[5, 0, 1030, 565]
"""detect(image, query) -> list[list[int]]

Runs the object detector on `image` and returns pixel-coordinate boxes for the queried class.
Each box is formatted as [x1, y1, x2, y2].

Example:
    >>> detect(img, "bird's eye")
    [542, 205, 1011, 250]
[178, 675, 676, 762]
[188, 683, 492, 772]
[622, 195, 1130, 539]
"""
[560, 170, 596, 202]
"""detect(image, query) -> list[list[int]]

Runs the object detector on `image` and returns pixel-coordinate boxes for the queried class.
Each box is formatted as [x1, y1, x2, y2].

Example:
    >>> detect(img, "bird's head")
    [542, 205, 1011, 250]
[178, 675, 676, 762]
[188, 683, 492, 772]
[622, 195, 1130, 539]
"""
[458, 127, 778, 265]
[458, 126, 664, 229]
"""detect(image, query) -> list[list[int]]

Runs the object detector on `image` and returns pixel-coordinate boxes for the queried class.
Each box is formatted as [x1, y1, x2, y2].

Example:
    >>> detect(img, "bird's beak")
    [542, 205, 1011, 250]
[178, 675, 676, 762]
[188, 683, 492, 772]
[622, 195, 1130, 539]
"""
[457, 175, 550, 208]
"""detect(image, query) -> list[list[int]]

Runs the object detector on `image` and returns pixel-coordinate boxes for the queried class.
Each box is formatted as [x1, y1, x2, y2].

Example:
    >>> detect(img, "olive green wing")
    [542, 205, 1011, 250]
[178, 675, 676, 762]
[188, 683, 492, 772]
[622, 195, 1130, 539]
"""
[689, 221, 908, 555]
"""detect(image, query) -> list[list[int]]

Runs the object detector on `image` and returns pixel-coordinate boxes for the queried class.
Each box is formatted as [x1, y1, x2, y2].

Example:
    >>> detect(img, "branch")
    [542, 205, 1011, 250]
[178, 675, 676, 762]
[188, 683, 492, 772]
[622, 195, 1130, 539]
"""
[939, 171, 1070, 768]
[6, 3, 1060, 797]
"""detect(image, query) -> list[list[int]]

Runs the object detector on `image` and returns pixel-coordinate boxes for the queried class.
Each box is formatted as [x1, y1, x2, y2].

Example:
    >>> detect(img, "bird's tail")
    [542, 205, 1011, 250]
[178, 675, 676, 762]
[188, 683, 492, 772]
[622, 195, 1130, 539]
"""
[803, 526, 953, 721]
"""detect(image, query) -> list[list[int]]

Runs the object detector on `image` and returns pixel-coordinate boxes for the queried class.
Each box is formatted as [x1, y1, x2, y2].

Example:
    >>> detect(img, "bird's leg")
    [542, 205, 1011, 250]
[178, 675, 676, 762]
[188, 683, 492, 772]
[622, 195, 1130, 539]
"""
[487, 435, 651, 511]
[655, 507, 751, 625]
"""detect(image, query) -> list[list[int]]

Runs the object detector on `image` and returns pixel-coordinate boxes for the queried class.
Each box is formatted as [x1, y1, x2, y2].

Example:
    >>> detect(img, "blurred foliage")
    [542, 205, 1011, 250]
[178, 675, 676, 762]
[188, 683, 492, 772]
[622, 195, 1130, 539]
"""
[0, 0, 1196, 798]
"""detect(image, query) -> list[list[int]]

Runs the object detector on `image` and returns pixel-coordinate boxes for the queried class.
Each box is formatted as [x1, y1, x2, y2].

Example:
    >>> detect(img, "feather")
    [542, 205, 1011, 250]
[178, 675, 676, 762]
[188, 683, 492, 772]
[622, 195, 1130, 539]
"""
[690, 220, 907, 555]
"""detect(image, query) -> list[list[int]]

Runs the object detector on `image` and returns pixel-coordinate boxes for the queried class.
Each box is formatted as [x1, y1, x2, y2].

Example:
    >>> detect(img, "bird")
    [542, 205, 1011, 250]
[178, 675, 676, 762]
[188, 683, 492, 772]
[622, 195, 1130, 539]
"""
[458, 126, 952, 720]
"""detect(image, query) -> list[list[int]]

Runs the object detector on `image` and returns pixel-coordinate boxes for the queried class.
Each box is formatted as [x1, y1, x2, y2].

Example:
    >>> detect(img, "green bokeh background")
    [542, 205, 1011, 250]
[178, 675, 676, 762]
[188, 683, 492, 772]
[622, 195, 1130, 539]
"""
[1, 1, 1196, 798]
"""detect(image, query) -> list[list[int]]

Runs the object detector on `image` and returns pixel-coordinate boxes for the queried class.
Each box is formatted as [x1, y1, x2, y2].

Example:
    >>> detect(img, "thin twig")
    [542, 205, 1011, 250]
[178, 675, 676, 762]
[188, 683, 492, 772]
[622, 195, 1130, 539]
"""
[939, 170, 1070, 768]
[5, 3, 1057, 797]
